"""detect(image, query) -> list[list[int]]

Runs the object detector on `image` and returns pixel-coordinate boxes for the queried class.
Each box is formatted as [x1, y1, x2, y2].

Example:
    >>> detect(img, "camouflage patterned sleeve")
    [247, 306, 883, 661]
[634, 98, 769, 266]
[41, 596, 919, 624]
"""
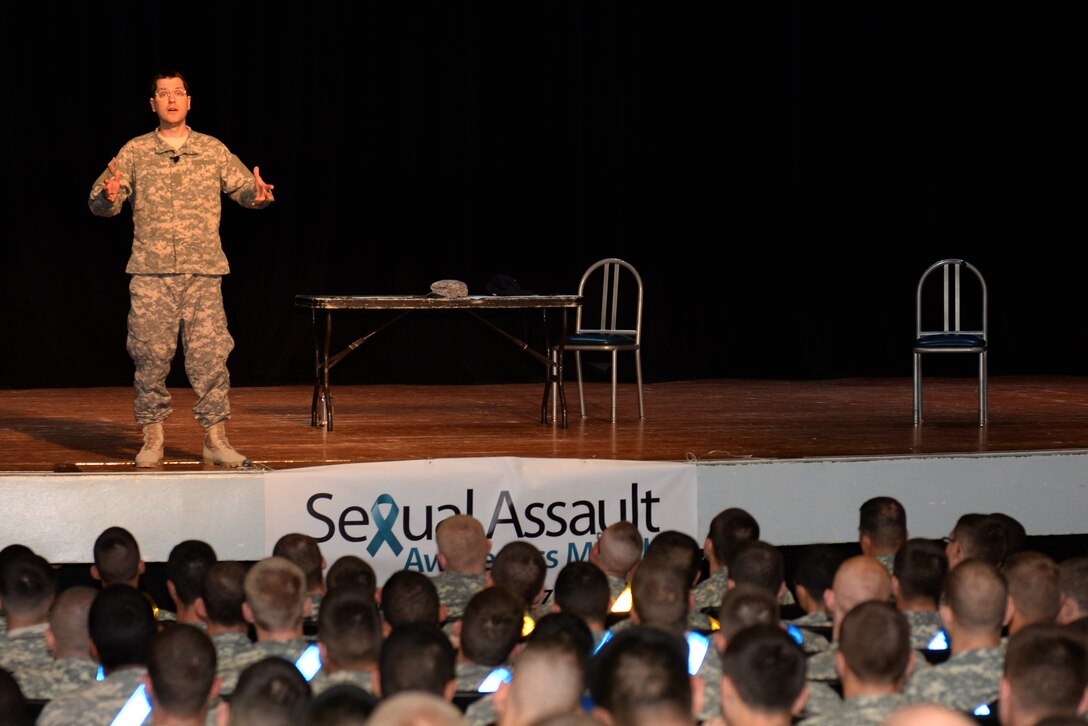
[220, 149, 272, 209]
[88, 144, 134, 217]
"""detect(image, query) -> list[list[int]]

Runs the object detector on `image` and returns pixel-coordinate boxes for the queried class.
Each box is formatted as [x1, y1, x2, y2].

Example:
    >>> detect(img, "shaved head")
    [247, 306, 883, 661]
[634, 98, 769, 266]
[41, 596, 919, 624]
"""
[435, 515, 489, 572]
[828, 556, 892, 639]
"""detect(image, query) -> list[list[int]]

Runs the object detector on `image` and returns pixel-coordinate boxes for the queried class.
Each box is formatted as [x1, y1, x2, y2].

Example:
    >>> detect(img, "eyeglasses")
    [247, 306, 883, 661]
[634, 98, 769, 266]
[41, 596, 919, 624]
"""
[154, 89, 188, 100]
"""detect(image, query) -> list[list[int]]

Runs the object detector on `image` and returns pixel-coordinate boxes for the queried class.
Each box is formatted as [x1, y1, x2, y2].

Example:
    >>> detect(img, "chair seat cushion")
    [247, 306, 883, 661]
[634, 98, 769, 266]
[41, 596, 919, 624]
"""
[914, 333, 987, 349]
[564, 333, 636, 347]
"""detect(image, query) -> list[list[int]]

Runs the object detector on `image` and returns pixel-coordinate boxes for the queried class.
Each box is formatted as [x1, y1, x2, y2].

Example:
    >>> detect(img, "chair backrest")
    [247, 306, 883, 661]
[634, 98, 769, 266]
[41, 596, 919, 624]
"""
[915, 259, 987, 339]
[574, 258, 643, 343]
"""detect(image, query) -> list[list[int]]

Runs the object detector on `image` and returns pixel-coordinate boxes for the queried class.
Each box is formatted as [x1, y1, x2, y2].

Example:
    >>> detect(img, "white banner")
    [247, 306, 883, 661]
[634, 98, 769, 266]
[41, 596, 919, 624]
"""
[264, 457, 697, 592]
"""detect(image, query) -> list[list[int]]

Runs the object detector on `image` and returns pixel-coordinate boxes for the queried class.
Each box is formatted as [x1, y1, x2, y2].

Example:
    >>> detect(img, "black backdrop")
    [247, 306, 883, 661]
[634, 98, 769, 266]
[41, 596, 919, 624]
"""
[1, 2, 1081, 390]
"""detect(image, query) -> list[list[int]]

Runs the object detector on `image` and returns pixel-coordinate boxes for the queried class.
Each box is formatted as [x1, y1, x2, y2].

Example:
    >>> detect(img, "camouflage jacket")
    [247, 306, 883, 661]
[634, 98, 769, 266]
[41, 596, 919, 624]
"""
[0, 622, 52, 672]
[37, 666, 148, 726]
[88, 128, 272, 275]
[798, 692, 908, 726]
[14, 656, 99, 701]
[432, 571, 487, 621]
[904, 644, 1004, 712]
[903, 609, 944, 650]
[217, 638, 310, 695]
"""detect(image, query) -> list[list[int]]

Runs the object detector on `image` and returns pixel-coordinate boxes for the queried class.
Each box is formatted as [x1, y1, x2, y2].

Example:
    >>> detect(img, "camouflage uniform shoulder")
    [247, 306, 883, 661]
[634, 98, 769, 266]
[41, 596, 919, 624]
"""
[464, 692, 497, 726]
[904, 644, 1004, 711]
[36, 667, 148, 726]
[799, 692, 907, 726]
[456, 661, 504, 693]
[311, 668, 376, 696]
[15, 657, 100, 701]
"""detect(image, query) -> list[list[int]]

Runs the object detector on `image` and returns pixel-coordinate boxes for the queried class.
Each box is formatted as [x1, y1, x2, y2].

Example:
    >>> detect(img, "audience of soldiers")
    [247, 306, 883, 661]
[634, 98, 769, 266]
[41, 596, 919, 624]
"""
[2, 497, 1087, 726]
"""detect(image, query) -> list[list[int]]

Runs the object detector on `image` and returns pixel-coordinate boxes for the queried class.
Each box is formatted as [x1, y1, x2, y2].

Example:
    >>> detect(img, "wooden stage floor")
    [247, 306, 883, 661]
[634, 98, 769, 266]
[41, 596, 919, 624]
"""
[3, 376, 1088, 473]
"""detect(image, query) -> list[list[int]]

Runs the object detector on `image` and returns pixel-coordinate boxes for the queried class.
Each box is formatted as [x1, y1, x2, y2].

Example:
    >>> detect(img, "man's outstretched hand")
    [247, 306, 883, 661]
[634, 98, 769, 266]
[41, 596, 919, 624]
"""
[252, 166, 275, 205]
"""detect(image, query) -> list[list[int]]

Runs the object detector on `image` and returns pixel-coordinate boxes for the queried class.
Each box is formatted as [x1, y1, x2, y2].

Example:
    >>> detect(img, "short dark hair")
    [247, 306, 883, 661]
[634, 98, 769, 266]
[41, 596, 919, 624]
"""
[490, 541, 546, 607]
[272, 533, 324, 591]
[893, 538, 948, 604]
[990, 512, 1027, 558]
[381, 570, 441, 628]
[326, 556, 377, 596]
[646, 531, 702, 587]
[0, 553, 56, 618]
[203, 561, 248, 627]
[318, 586, 382, 667]
[631, 554, 689, 635]
[944, 559, 1008, 631]
[717, 583, 779, 641]
[792, 545, 842, 604]
[305, 684, 378, 726]
[708, 508, 760, 567]
[721, 625, 806, 714]
[166, 540, 217, 606]
[838, 601, 911, 684]
[859, 497, 907, 550]
[529, 612, 594, 662]
[230, 656, 312, 726]
[378, 624, 455, 698]
[1004, 624, 1088, 720]
[148, 625, 217, 718]
[728, 541, 784, 596]
[953, 514, 1008, 568]
[554, 561, 610, 627]
[462, 587, 523, 666]
[150, 71, 189, 95]
[1059, 557, 1088, 613]
[93, 527, 141, 585]
[588, 625, 692, 723]
[1005, 552, 1062, 625]
[89, 584, 157, 670]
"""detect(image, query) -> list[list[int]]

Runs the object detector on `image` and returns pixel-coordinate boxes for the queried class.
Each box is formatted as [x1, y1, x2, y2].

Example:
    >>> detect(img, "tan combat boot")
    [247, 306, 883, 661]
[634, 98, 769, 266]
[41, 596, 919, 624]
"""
[135, 423, 164, 468]
[203, 422, 249, 467]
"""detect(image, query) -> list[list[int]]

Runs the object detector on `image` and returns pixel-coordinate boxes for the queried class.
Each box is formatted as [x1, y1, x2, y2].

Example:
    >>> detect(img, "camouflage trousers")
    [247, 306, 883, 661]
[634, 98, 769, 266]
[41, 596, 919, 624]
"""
[127, 274, 234, 427]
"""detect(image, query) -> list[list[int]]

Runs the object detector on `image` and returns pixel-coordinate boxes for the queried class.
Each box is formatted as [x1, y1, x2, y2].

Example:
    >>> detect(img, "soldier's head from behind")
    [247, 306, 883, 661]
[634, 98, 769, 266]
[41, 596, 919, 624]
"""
[716, 583, 780, 651]
[705, 507, 760, 572]
[317, 585, 381, 672]
[377, 623, 456, 700]
[489, 540, 547, 608]
[592, 520, 643, 581]
[646, 530, 703, 588]
[166, 539, 217, 620]
[495, 635, 587, 726]
[325, 555, 377, 598]
[435, 514, 490, 574]
[1, 552, 56, 628]
[791, 545, 842, 615]
[1005, 551, 1062, 635]
[835, 601, 912, 696]
[947, 513, 1007, 570]
[461, 586, 524, 667]
[90, 584, 157, 674]
[272, 533, 325, 594]
[92, 526, 144, 588]
[1000, 624, 1088, 726]
[554, 560, 611, 632]
[380, 569, 442, 630]
[631, 553, 690, 638]
[226, 656, 311, 726]
[825, 555, 892, 640]
[146, 624, 219, 723]
[941, 559, 1010, 643]
[46, 585, 97, 659]
[243, 556, 308, 637]
[588, 625, 696, 726]
[858, 496, 907, 557]
[892, 538, 948, 611]
[728, 540, 785, 600]
[200, 561, 248, 629]
[719, 624, 807, 724]
[1058, 557, 1088, 625]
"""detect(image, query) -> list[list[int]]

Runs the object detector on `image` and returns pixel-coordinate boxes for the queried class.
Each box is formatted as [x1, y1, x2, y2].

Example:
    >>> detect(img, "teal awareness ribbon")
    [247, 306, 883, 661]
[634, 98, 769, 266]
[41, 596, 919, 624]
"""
[367, 494, 404, 556]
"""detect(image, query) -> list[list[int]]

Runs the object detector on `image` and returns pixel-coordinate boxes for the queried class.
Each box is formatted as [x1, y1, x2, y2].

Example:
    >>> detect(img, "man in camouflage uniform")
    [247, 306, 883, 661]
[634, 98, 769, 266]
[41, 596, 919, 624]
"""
[197, 562, 254, 681]
[799, 602, 913, 726]
[14, 587, 99, 701]
[217, 557, 311, 695]
[905, 559, 1008, 712]
[590, 520, 643, 605]
[858, 496, 908, 576]
[693, 507, 760, 618]
[88, 71, 274, 468]
[37, 585, 158, 726]
[431, 515, 490, 624]
[892, 538, 948, 650]
[0, 552, 56, 674]
[310, 586, 380, 696]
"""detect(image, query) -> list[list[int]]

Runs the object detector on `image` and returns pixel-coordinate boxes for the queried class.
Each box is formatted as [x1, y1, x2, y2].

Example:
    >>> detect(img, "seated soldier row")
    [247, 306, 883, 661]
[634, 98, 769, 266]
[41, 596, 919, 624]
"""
[1, 495, 1087, 726]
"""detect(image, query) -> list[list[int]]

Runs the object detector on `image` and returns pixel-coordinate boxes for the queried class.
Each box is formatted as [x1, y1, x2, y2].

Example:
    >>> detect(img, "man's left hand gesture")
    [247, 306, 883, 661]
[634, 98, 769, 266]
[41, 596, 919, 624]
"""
[252, 166, 275, 205]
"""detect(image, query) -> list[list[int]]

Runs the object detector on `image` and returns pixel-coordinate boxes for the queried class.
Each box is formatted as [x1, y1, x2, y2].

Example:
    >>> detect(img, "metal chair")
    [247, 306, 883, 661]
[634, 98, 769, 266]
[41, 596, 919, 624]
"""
[913, 259, 988, 426]
[558, 258, 644, 422]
